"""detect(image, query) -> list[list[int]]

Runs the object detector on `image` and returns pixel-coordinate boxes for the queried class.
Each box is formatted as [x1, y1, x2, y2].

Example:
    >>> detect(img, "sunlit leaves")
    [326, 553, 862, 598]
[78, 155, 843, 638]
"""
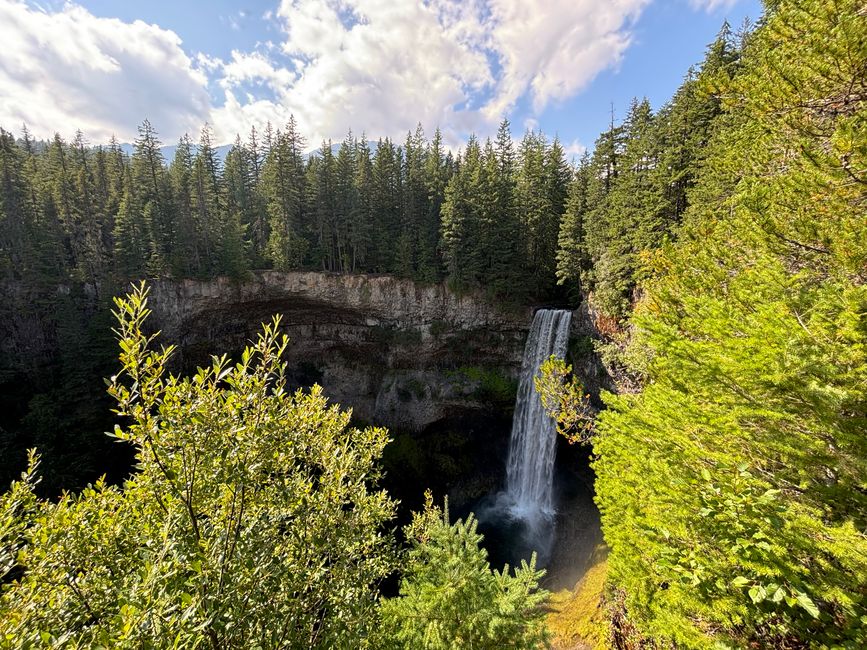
[0, 282, 396, 647]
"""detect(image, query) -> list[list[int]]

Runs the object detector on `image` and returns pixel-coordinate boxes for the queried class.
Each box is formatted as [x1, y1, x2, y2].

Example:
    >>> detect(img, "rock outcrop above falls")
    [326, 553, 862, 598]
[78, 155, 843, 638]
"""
[146, 271, 533, 432]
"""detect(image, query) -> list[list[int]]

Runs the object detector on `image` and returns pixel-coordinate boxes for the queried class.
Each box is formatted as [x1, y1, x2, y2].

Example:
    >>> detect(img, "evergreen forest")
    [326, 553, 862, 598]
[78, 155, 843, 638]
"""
[0, 0, 864, 647]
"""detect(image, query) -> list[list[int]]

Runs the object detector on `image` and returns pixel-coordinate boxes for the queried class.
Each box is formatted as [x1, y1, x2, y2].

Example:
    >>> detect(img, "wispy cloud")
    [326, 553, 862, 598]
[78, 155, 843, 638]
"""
[688, 0, 739, 13]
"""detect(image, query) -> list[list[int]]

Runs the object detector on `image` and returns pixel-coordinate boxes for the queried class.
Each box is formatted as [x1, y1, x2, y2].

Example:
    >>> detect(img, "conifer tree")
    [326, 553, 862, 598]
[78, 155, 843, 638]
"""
[484, 119, 522, 295]
[168, 135, 198, 276]
[380, 495, 549, 650]
[441, 137, 482, 287]
[587, 2, 867, 646]
[352, 136, 374, 273]
[370, 138, 402, 272]
[309, 140, 339, 271]
[556, 151, 591, 295]
[264, 117, 307, 270]
[244, 126, 269, 266]
[420, 127, 449, 281]
[0, 129, 37, 278]
[113, 162, 149, 278]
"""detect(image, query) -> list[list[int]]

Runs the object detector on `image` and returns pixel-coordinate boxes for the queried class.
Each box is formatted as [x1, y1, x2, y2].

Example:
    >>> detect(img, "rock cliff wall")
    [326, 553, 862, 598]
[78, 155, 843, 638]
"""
[146, 271, 533, 432]
[0, 272, 611, 504]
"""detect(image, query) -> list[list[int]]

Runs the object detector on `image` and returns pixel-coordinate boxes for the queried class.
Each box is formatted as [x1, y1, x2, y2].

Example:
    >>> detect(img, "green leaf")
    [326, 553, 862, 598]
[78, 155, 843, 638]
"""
[748, 585, 766, 603]
[732, 576, 750, 588]
[795, 591, 820, 619]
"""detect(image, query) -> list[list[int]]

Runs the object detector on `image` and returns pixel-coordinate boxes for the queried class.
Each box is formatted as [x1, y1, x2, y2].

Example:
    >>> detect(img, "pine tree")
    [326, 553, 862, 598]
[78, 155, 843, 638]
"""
[370, 138, 402, 272]
[334, 131, 358, 272]
[590, 2, 867, 646]
[113, 162, 149, 278]
[380, 495, 549, 650]
[69, 131, 107, 286]
[589, 98, 665, 319]
[126, 120, 172, 277]
[485, 119, 522, 295]
[0, 129, 37, 279]
[441, 137, 482, 288]
[556, 151, 590, 295]
[190, 125, 225, 276]
[244, 126, 269, 266]
[264, 117, 307, 270]
[168, 135, 198, 276]
[515, 130, 568, 295]
[308, 140, 339, 271]
[222, 137, 254, 277]
[352, 136, 374, 273]
[420, 127, 449, 281]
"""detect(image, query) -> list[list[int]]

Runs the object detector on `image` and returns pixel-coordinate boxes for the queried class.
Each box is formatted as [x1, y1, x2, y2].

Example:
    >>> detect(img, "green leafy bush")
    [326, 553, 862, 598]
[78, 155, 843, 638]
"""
[0, 283, 396, 648]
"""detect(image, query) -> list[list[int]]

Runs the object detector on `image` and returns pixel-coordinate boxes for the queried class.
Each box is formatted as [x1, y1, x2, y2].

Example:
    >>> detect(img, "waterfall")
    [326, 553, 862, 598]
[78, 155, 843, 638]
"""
[505, 308, 572, 524]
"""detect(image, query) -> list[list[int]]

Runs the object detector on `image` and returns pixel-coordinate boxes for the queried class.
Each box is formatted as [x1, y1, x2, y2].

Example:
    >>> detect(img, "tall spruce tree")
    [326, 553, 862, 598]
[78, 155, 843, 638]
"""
[588, 2, 867, 646]
[264, 117, 307, 270]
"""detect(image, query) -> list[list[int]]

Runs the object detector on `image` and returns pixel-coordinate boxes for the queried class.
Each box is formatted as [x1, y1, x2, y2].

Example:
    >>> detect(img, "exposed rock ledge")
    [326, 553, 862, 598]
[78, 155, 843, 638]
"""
[146, 271, 534, 432]
[1, 271, 609, 435]
[148, 271, 532, 340]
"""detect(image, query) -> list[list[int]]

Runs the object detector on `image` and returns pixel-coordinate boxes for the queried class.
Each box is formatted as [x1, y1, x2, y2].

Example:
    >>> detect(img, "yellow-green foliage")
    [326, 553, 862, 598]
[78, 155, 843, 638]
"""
[535, 357, 594, 444]
[593, 1, 867, 647]
[547, 557, 610, 650]
[0, 284, 397, 648]
[380, 494, 550, 650]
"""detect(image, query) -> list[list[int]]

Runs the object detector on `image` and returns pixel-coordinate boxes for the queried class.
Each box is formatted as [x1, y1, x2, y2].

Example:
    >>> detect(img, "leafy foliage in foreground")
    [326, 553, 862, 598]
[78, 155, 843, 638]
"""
[380, 494, 549, 649]
[0, 284, 396, 648]
[535, 357, 594, 445]
[587, 0, 867, 647]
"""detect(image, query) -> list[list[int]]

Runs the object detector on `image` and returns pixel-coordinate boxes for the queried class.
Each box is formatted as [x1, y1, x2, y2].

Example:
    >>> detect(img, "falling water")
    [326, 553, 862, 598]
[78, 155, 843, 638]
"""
[505, 308, 572, 526]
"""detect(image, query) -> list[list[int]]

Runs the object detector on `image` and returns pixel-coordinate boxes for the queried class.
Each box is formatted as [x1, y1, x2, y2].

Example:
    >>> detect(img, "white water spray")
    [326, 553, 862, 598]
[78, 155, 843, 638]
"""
[504, 309, 572, 527]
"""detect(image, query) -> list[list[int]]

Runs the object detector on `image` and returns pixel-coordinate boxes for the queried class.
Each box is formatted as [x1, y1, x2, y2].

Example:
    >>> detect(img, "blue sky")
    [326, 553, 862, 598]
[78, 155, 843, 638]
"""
[1, 0, 762, 154]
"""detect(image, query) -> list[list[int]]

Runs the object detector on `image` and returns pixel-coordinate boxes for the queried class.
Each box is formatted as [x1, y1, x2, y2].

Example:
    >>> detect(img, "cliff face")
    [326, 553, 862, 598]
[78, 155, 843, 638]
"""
[0, 271, 610, 505]
[1, 271, 611, 434]
[146, 271, 533, 432]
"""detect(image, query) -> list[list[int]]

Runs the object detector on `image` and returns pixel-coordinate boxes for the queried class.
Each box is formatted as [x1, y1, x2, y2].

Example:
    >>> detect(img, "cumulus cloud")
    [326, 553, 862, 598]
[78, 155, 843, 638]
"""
[0, 0, 210, 142]
[0, 0, 652, 145]
[211, 0, 494, 146]
[483, 0, 648, 117]
[211, 0, 650, 145]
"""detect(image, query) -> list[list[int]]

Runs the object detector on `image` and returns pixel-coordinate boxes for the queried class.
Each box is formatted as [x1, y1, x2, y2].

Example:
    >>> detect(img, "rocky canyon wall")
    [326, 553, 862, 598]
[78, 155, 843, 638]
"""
[146, 271, 533, 432]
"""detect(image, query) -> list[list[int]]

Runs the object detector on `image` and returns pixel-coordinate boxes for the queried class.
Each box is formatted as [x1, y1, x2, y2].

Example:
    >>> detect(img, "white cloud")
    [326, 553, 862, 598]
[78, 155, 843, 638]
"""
[218, 50, 297, 90]
[0, 0, 652, 146]
[211, 0, 650, 145]
[689, 0, 739, 12]
[483, 0, 649, 118]
[209, 0, 495, 146]
[563, 138, 587, 161]
[0, 0, 210, 143]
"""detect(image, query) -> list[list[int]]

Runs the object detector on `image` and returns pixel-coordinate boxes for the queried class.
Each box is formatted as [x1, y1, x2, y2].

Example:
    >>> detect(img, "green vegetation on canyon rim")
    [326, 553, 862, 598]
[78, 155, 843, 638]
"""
[573, 0, 865, 646]
[0, 0, 865, 647]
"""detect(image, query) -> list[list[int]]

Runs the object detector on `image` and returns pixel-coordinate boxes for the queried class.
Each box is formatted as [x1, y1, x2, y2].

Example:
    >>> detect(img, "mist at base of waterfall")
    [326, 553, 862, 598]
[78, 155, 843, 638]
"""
[473, 491, 557, 570]
[459, 446, 604, 590]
